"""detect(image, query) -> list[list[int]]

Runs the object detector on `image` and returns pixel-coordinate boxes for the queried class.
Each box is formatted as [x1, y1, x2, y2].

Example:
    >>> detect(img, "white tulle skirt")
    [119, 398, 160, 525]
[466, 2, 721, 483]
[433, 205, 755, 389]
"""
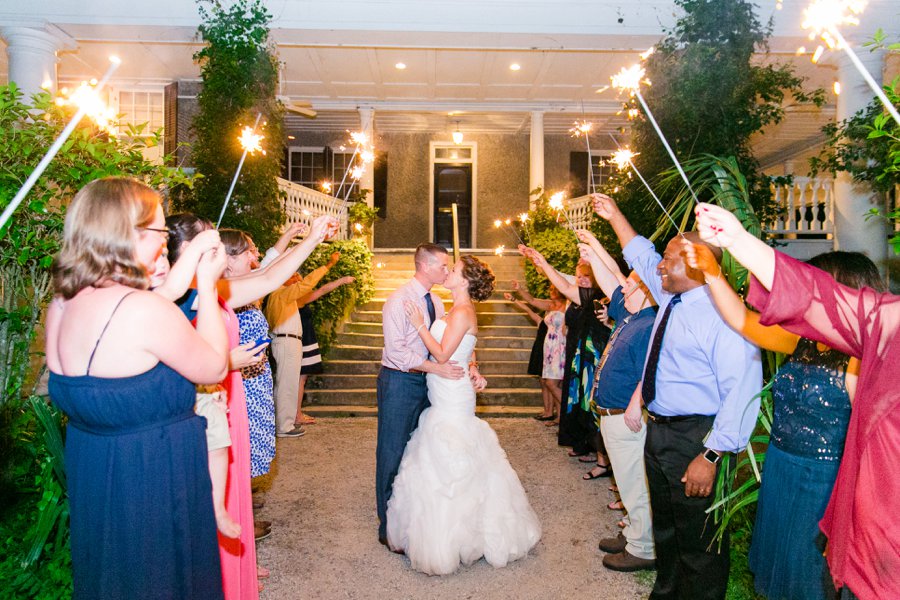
[386, 404, 542, 575]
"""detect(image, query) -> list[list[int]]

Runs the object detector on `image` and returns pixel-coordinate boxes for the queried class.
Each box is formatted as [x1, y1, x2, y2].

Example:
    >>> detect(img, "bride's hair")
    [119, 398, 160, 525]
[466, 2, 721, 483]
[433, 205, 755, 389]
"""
[460, 256, 495, 302]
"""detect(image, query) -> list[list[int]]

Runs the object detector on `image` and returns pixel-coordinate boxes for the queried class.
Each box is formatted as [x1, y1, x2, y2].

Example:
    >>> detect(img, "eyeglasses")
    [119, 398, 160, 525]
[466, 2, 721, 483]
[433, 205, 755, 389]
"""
[138, 226, 170, 240]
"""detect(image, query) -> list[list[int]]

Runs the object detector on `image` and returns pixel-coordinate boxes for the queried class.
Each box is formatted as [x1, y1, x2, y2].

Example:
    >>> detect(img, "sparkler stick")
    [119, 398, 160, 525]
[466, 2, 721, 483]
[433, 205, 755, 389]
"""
[0, 56, 121, 234]
[802, 0, 900, 126]
[217, 113, 263, 228]
[570, 121, 596, 194]
[610, 148, 683, 235]
[612, 66, 700, 207]
[494, 218, 525, 246]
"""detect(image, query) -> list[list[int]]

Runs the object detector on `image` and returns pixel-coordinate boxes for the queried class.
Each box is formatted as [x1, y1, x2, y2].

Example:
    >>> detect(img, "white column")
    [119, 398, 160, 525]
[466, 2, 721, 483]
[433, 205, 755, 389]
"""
[832, 48, 887, 266]
[358, 106, 376, 208]
[529, 111, 545, 206]
[1, 25, 75, 98]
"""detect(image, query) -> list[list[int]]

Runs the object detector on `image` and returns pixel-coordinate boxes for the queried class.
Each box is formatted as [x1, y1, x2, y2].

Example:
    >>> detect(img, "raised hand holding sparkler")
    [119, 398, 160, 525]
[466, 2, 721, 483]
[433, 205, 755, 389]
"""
[801, 0, 900, 126]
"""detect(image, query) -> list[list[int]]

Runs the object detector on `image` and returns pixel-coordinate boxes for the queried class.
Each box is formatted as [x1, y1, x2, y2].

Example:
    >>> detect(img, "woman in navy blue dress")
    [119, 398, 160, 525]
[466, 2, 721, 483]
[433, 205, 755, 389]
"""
[46, 178, 230, 599]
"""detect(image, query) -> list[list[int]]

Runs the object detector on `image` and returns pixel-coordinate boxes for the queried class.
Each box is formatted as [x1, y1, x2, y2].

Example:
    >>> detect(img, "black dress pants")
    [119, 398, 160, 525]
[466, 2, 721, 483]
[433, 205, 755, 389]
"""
[645, 415, 729, 600]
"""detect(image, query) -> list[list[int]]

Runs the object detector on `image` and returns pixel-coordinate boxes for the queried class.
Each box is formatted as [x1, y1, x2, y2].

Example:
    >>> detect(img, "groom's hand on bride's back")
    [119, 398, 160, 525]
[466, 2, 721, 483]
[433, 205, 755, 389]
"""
[430, 360, 465, 379]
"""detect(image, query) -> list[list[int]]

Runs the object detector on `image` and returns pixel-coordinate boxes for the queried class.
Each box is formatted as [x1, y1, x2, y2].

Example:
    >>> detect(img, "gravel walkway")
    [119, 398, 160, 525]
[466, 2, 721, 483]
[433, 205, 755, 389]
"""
[254, 417, 653, 599]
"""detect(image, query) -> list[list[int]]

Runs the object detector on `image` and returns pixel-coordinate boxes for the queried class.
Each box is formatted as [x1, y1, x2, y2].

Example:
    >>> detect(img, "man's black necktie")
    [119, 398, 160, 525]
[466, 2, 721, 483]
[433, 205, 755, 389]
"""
[424, 293, 436, 326]
[640, 294, 681, 404]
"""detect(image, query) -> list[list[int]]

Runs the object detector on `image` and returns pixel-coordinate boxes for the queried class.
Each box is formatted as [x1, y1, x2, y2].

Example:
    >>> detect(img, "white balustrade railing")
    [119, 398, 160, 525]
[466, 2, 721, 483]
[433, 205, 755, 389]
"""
[767, 177, 834, 236]
[564, 194, 594, 230]
[277, 177, 349, 241]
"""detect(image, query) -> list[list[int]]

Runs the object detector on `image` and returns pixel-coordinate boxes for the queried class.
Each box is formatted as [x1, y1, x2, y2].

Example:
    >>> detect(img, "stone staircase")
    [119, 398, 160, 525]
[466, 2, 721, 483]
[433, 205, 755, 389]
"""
[304, 251, 543, 417]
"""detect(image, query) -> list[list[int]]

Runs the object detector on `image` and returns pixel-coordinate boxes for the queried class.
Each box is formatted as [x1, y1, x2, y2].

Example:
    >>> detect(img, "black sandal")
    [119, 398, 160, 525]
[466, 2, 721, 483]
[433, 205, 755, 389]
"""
[582, 465, 613, 480]
[533, 414, 555, 421]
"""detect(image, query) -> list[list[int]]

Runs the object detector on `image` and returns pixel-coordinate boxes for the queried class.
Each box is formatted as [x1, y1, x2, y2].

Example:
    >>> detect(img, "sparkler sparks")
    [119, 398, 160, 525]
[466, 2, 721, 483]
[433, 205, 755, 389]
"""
[611, 65, 648, 94]
[238, 126, 264, 155]
[495, 245, 505, 256]
[610, 148, 638, 171]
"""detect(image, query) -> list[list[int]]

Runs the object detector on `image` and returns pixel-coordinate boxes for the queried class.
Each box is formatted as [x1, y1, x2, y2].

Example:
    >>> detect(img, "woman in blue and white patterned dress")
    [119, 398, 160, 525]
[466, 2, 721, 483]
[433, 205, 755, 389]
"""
[221, 230, 276, 477]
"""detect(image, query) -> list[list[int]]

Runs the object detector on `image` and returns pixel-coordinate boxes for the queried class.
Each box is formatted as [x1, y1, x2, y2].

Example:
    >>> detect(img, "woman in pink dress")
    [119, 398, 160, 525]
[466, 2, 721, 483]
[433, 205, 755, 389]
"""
[166, 214, 335, 598]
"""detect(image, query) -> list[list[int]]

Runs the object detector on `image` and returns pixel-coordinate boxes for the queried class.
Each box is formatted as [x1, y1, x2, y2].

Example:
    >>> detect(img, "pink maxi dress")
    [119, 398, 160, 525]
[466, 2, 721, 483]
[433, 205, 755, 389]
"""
[219, 302, 259, 600]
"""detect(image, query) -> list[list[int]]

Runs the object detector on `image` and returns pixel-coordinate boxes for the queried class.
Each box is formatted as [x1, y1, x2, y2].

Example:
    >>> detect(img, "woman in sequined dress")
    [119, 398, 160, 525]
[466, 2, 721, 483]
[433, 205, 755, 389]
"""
[686, 245, 883, 600]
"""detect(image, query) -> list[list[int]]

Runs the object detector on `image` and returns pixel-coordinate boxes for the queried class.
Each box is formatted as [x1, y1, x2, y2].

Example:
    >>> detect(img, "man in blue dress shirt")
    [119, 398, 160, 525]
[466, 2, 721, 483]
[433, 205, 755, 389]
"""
[593, 194, 762, 600]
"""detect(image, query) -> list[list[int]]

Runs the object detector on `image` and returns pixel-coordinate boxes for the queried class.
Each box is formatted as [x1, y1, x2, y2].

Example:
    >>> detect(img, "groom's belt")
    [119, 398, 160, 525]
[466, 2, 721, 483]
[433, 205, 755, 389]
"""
[380, 366, 426, 377]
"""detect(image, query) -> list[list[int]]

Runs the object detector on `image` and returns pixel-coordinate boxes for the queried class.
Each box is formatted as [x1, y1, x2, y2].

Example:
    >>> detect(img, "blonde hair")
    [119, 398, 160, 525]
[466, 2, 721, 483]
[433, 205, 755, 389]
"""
[52, 178, 159, 299]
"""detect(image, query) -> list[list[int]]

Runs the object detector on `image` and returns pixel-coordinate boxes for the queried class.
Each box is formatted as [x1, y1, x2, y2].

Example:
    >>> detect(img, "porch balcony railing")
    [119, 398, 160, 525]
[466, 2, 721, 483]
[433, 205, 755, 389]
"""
[766, 177, 834, 237]
[564, 178, 837, 239]
[277, 177, 349, 241]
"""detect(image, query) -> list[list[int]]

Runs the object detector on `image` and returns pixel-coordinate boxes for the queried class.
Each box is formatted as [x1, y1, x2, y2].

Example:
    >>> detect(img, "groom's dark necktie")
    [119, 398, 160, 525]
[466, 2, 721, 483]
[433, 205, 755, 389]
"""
[641, 294, 681, 405]
[424, 293, 436, 326]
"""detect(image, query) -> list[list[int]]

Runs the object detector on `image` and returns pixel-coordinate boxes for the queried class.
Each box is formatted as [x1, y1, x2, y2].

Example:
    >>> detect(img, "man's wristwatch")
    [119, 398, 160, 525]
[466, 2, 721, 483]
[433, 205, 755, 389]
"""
[702, 448, 722, 464]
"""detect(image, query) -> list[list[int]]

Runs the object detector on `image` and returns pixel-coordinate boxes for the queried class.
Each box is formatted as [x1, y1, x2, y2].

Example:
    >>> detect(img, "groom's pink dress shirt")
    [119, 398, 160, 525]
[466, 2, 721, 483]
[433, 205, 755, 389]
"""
[382, 278, 445, 372]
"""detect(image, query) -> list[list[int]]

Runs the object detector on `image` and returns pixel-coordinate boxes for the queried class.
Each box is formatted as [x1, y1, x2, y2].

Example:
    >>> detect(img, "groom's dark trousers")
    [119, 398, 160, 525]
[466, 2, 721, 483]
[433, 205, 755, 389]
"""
[376, 366, 429, 541]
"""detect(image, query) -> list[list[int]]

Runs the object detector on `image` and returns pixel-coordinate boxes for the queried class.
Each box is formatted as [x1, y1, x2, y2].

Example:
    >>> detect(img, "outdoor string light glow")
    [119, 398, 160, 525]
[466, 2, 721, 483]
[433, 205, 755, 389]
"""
[0, 56, 121, 234]
[217, 113, 264, 228]
[801, 0, 900, 126]
[611, 65, 701, 208]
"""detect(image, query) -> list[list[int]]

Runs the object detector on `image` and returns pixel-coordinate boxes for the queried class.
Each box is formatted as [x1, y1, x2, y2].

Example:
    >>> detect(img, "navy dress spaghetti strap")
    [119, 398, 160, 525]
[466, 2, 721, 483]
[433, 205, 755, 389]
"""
[48, 293, 223, 599]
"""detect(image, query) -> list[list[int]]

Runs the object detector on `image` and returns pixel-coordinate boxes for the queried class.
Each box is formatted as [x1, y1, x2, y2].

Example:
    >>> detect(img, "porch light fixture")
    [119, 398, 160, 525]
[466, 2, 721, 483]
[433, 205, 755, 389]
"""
[509, 63, 521, 71]
[395, 62, 407, 70]
[452, 121, 463, 145]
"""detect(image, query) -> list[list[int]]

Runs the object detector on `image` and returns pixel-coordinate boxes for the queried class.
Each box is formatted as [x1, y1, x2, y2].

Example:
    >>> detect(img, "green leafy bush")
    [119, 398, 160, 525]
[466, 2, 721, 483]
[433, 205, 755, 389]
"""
[0, 83, 194, 598]
[300, 239, 375, 354]
[175, 0, 285, 249]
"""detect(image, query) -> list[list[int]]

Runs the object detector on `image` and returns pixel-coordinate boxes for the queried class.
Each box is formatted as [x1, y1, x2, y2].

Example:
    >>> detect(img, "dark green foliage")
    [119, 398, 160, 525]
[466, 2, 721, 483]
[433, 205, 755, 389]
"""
[0, 84, 193, 598]
[176, 0, 285, 249]
[618, 0, 824, 240]
[520, 189, 580, 298]
[299, 239, 375, 354]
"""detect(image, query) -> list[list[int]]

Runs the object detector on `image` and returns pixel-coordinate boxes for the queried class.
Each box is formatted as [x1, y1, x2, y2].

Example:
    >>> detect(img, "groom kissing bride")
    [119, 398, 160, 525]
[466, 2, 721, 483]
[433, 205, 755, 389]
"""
[375, 243, 541, 576]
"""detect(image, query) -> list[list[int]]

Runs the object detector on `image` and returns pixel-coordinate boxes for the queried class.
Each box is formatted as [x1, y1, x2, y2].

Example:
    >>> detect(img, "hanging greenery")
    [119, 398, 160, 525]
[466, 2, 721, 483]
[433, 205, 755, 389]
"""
[614, 0, 825, 240]
[177, 0, 285, 249]
[0, 84, 195, 598]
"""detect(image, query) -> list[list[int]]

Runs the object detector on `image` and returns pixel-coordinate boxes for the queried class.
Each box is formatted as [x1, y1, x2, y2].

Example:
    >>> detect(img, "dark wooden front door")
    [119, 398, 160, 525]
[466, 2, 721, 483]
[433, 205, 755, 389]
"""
[433, 163, 472, 248]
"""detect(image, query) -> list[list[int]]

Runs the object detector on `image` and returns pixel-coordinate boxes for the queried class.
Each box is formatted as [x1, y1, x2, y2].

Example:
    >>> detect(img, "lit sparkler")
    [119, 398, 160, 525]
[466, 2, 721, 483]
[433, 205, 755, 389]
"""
[321, 181, 333, 194]
[495, 245, 505, 256]
[801, 0, 900, 126]
[612, 65, 700, 207]
[217, 112, 263, 228]
[0, 56, 121, 234]
[570, 120, 597, 193]
[354, 222, 364, 234]
[548, 192, 574, 229]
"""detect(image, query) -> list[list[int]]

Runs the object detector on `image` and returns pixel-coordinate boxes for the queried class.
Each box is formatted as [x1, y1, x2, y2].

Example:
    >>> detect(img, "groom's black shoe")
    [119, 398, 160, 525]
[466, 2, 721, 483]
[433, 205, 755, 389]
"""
[379, 536, 405, 555]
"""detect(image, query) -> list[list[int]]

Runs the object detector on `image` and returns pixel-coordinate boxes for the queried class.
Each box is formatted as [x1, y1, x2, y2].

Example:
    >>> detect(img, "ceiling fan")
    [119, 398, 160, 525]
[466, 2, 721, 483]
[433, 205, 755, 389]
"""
[277, 64, 317, 119]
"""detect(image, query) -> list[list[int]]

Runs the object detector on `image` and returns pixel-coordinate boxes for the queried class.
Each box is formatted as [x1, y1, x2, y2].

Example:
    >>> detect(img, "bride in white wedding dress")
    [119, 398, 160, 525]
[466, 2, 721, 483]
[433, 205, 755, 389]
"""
[387, 256, 541, 576]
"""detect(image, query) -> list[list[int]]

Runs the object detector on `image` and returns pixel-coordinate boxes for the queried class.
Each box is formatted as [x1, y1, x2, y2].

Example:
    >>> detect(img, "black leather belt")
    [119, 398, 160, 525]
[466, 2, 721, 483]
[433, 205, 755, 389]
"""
[646, 412, 708, 424]
[273, 333, 302, 340]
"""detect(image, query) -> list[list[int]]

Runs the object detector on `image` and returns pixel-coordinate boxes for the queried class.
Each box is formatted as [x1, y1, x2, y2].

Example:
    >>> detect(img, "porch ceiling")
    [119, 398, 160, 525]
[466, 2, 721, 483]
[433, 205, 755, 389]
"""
[2, 0, 898, 164]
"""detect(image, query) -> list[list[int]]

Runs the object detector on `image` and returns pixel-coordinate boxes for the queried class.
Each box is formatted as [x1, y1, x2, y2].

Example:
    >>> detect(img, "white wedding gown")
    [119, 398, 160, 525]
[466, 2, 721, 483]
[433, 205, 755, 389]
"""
[386, 319, 542, 575]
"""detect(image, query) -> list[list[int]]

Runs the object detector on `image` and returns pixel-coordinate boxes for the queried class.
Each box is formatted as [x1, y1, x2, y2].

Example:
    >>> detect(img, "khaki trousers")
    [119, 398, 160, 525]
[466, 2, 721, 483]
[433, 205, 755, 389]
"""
[600, 412, 655, 559]
[272, 336, 303, 433]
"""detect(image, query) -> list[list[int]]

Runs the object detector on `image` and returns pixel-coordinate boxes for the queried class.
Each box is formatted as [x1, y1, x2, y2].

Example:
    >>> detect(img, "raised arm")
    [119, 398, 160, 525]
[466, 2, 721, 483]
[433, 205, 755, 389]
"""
[519, 245, 580, 304]
[682, 240, 799, 355]
[591, 193, 638, 250]
[510, 280, 552, 311]
[154, 230, 220, 301]
[576, 242, 621, 299]
[693, 203, 775, 290]
[576, 229, 626, 285]
[504, 292, 542, 325]
[405, 301, 474, 364]
[259, 222, 308, 268]
[298, 275, 355, 306]
[219, 215, 334, 308]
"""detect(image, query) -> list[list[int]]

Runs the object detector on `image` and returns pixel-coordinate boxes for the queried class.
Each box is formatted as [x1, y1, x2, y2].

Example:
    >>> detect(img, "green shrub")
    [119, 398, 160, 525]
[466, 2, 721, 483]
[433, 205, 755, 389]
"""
[0, 83, 193, 598]
[299, 238, 375, 354]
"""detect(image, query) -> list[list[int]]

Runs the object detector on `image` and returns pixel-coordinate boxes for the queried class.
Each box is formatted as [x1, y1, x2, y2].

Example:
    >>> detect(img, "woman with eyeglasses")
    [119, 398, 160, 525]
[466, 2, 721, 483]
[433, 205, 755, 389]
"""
[46, 178, 230, 599]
